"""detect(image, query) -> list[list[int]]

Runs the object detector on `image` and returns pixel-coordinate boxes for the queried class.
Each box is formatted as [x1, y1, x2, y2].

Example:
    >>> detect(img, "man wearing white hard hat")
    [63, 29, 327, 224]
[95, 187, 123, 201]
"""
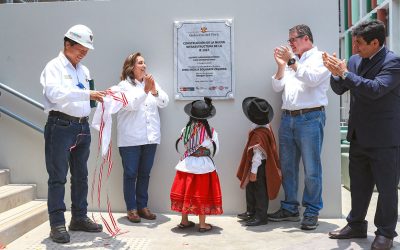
[40, 24, 105, 243]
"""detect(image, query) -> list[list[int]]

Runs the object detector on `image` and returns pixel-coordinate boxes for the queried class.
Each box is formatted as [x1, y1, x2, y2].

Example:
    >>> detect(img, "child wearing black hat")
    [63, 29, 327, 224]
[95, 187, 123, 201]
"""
[236, 97, 282, 226]
[170, 97, 223, 232]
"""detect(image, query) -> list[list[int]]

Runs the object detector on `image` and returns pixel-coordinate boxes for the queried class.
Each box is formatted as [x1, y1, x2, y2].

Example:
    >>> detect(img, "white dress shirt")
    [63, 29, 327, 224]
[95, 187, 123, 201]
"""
[271, 47, 330, 110]
[116, 77, 169, 147]
[175, 128, 219, 174]
[40, 52, 91, 117]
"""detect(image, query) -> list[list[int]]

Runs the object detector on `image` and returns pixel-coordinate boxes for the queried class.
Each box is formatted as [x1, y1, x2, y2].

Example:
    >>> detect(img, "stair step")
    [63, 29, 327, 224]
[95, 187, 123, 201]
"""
[0, 169, 10, 187]
[0, 184, 35, 213]
[0, 199, 48, 246]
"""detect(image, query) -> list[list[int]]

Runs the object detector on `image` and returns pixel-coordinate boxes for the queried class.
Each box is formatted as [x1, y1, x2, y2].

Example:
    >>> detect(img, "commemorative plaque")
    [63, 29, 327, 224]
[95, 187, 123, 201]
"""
[174, 19, 234, 100]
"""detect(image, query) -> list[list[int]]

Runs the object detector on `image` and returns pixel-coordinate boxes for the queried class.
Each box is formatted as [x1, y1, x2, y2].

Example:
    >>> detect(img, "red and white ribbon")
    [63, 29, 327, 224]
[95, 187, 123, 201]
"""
[90, 87, 128, 237]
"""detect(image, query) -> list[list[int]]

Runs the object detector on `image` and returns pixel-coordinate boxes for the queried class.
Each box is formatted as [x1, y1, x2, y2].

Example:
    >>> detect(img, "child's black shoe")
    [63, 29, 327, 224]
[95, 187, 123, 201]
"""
[245, 217, 268, 226]
[237, 211, 255, 221]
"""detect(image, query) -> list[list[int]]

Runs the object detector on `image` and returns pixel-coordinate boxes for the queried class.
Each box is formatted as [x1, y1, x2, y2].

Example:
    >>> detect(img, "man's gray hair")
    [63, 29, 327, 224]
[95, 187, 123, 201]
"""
[289, 24, 314, 43]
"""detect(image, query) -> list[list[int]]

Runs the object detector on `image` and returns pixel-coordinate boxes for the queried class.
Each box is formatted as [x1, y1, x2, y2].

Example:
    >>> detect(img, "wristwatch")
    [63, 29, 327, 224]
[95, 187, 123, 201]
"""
[287, 58, 296, 66]
[341, 71, 349, 80]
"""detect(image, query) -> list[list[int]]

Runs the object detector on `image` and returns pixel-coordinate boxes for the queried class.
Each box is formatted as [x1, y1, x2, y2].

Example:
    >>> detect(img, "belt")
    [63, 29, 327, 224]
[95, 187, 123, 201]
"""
[190, 147, 211, 157]
[49, 110, 88, 123]
[283, 106, 324, 116]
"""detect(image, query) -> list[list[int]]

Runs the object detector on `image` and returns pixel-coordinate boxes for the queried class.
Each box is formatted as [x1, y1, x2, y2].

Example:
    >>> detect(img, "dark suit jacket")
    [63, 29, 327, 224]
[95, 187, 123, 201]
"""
[331, 47, 400, 147]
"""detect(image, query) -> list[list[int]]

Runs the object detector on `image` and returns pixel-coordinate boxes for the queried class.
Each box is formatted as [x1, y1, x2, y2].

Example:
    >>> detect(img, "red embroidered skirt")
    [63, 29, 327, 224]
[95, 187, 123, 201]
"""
[170, 170, 223, 215]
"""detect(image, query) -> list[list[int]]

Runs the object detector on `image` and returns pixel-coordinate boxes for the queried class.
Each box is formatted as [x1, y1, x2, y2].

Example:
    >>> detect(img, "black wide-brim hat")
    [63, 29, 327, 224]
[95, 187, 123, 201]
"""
[242, 97, 274, 125]
[184, 97, 216, 120]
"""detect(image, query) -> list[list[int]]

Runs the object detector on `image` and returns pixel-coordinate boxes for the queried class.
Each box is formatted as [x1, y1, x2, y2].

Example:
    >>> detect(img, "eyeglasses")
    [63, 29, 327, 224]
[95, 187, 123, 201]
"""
[287, 35, 305, 43]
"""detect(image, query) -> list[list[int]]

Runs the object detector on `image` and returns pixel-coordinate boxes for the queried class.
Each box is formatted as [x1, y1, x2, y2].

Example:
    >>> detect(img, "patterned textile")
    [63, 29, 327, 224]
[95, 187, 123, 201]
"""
[181, 122, 214, 159]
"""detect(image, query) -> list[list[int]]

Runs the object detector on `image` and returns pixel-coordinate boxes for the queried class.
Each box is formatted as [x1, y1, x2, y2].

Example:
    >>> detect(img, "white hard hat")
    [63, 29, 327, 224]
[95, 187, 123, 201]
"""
[64, 24, 94, 50]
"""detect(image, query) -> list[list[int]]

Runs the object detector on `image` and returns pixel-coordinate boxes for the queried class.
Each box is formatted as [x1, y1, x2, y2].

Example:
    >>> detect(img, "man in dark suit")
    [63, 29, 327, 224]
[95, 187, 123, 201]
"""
[323, 20, 400, 250]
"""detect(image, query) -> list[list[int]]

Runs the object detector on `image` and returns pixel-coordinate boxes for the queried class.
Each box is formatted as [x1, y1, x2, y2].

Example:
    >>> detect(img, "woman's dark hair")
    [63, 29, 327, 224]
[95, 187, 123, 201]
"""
[352, 20, 386, 46]
[175, 117, 216, 156]
[120, 52, 142, 81]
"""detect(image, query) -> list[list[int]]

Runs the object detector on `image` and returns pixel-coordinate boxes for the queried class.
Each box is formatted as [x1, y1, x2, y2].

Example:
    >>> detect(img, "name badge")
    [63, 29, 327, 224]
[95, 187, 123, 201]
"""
[64, 75, 72, 80]
[76, 82, 86, 89]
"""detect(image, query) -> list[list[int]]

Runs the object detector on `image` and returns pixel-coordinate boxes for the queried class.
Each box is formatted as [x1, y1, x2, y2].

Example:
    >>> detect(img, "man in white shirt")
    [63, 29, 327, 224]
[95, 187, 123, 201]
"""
[40, 24, 105, 243]
[268, 24, 330, 230]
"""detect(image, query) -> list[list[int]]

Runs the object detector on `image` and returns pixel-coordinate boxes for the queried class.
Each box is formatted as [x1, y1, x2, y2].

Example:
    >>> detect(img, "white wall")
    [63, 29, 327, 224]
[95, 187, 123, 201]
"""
[0, 0, 341, 217]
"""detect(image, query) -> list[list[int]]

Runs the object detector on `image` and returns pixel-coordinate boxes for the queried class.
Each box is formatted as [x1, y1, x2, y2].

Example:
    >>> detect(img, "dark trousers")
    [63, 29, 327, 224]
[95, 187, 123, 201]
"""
[119, 144, 157, 211]
[44, 116, 91, 227]
[347, 142, 400, 238]
[246, 160, 269, 220]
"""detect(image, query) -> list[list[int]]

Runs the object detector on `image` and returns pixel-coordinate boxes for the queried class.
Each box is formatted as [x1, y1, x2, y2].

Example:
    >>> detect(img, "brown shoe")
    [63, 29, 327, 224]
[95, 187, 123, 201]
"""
[371, 235, 393, 250]
[127, 210, 141, 223]
[138, 207, 156, 220]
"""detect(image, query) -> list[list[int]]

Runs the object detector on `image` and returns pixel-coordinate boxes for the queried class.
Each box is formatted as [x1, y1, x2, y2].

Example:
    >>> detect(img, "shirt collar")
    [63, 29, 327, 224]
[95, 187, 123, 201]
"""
[251, 123, 269, 129]
[126, 76, 144, 86]
[126, 76, 133, 84]
[58, 51, 81, 69]
[369, 45, 385, 60]
[296, 46, 318, 61]
[134, 78, 143, 85]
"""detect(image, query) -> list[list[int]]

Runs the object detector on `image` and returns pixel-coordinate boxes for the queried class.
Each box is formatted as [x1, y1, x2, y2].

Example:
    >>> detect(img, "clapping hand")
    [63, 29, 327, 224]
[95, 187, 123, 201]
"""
[274, 46, 294, 66]
[144, 74, 155, 94]
[322, 52, 347, 77]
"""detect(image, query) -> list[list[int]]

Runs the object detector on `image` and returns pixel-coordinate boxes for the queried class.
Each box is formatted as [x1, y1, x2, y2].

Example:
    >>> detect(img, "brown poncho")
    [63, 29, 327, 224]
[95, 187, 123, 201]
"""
[236, 127, 282, 199]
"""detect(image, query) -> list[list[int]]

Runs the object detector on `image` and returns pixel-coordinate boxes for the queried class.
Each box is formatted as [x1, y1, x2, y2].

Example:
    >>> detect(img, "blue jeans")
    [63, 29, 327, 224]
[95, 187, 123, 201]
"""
[119, 144, 157, 211]
[44, 116, 91, 227]
[279, 110, 325, 216]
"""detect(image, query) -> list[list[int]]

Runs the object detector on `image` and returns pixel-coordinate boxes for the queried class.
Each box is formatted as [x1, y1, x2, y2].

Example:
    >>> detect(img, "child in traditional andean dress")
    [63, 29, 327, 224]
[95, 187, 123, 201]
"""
[170, 97, 223, 232]
[236, 97, 281, 226]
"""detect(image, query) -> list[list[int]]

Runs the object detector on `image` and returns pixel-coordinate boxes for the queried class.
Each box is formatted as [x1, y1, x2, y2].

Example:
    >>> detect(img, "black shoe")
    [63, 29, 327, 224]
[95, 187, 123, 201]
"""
[301, 215, 319, 230]
[69, 216, 103, 232]
[245, 217, 268, 226]
[268, 208, 300, 222]
[237, 211, 255, 221]
[329, 224, 367, 239]
[50, 225, 70, 243]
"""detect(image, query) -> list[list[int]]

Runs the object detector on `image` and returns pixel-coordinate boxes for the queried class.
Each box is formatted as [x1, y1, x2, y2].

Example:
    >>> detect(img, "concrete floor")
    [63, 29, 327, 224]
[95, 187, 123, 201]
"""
[6, 187, 400, 250]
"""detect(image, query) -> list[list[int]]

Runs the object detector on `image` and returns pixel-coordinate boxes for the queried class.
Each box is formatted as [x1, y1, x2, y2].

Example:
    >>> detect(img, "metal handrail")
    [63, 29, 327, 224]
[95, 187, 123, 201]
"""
[0, 82, 44, 110]
[0, 82, 44, 133]
[0, 106, 44, 133]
